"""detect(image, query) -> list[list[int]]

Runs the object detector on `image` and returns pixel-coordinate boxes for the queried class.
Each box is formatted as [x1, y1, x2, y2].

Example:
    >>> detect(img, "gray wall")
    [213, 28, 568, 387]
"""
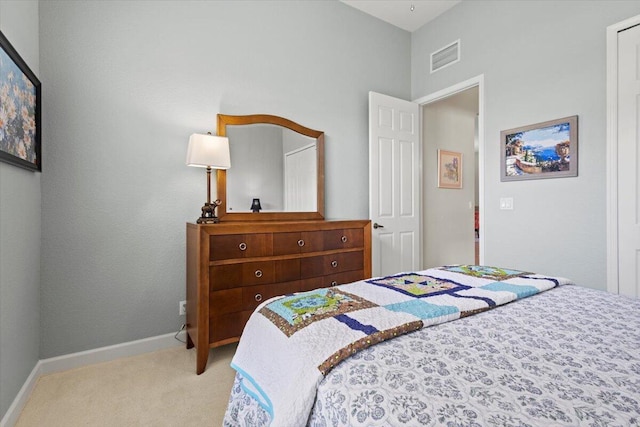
[0, 0, 40, 420]
[38, 0, 410, 358]
[413, 1, 640, 289]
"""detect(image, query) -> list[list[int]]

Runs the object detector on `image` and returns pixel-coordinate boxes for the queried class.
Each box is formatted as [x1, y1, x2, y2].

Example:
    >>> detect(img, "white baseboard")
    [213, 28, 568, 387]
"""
[0, 331, 186, 427]
[0, 362, 42, 427]
[38, 331, 185, 375]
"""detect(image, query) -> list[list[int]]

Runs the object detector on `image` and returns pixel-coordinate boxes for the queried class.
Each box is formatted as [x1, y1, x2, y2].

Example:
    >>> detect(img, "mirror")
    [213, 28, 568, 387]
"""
[216, 114, 324, 221]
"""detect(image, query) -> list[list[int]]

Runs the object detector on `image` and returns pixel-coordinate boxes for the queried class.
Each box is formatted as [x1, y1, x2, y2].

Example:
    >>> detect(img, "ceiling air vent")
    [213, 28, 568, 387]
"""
[430, 40, 460, 73]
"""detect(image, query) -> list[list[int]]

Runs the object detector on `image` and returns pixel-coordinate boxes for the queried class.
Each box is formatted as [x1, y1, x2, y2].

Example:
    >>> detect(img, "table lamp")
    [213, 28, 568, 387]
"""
[186, 133, 230, 223]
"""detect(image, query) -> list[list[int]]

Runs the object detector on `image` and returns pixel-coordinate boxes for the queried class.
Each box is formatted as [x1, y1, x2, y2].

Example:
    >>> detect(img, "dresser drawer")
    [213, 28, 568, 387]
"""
[210, 261, 275, 291]
[241, 261, 276, 286]
[326, 251, 364, 274]
[209, 310, 251, 343]
[298, 276, 324, 292]
[273, 231, 324, 255]
[275, 258, 300, 282]
[210, 233, 273, 261]
[242, 281, 300, 311]
[210, 288, 243, 314]
[298, 269, 364, 291]
[300, 251, 364, 279]
[323, 228, 364, 251]
[323, 269, 365, 288]
[300, 255, 325, 279]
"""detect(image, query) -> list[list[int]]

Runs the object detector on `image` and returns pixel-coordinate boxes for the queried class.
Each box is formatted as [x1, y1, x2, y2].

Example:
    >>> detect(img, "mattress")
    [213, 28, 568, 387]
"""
[224, 274, 640, 426]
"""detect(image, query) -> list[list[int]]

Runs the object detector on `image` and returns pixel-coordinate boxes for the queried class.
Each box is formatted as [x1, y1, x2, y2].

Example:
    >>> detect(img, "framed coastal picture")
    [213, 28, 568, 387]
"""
[437, 149, 462, 189]
[500, 116, 578, 182]
[0, 30, 41, 172]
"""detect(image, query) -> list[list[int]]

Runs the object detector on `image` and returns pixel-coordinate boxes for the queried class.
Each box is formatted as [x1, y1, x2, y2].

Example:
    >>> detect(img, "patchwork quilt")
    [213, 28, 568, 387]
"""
[229, 265, 571, 427]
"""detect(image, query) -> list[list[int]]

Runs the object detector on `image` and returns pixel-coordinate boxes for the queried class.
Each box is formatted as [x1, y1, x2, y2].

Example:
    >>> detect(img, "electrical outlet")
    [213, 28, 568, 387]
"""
[179, 300, 187, 316]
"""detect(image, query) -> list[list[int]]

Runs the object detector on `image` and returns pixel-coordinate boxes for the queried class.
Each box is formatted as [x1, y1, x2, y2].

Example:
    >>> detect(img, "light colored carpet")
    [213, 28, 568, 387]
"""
[15, 343, 237, 427]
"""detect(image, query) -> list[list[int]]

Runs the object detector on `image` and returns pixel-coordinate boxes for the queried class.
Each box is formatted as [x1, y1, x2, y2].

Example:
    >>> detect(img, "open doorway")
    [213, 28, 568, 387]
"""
[417, 78, 482, 268]
[368, 76, 484, 275]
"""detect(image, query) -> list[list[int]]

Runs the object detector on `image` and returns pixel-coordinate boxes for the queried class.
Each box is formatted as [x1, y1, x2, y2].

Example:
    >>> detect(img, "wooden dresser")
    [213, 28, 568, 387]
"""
[185, 220, 371, 374]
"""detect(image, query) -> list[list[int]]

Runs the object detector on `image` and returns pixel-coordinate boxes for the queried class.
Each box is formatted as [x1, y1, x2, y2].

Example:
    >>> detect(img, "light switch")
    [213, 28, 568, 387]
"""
[500, 197, 514, 210]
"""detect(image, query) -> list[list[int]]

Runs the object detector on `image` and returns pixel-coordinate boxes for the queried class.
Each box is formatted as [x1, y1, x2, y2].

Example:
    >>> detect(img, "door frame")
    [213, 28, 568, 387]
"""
[414, 74, 485, 265]
[606, 15, 640, 294]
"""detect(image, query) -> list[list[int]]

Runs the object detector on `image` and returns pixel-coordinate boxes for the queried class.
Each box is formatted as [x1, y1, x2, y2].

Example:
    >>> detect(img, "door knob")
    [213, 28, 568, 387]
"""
[373, 223, 384, 229]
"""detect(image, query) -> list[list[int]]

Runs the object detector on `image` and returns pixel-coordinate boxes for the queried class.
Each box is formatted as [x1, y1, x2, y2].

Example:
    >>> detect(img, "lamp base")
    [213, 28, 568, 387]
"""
[196, 200, 221, 224]
[196, 216, 219, 224]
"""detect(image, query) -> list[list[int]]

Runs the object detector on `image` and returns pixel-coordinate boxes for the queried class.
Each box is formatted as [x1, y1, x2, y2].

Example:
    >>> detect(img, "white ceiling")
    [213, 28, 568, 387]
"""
[340, 0, 461, 32]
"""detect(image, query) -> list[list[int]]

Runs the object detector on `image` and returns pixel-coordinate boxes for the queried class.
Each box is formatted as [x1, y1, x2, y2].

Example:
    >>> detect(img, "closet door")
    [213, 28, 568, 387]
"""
[284, 144, 317, 212]
[617, 23, 640, 298]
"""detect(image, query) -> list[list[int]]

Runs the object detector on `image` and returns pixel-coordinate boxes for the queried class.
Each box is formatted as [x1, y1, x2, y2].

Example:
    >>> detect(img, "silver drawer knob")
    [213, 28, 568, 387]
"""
[341, 236, 347, 243]
[255, 293, 262, 302]
[255, 269, 263, 278]
[331, 281, 338, 287]
[331, 260, 338, 268]
[239, 242, 247, 251]
[298, 239, 305, 247]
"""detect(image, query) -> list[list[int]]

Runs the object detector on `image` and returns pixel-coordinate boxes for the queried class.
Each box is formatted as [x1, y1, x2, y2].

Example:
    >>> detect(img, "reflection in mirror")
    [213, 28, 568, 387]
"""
[226, 124, 317, 213]
[216, 114, 324, 222]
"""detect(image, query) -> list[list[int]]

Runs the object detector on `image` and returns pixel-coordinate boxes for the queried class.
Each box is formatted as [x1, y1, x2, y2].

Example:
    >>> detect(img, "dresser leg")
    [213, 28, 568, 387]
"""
[196, 346, 209, 374]
[186, 331, 194, 349]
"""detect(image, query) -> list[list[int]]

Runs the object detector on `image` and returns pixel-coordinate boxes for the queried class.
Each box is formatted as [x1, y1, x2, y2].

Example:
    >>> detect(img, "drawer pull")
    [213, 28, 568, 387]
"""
[341, 236, 347, 243]
[297, 239, 305, 247]
[255, 293, 263, 302]
[255, 269, 263, 278]
[331, 260, 338, 268]
[331, 281, 338, 287]
[239, 242, 247, 251]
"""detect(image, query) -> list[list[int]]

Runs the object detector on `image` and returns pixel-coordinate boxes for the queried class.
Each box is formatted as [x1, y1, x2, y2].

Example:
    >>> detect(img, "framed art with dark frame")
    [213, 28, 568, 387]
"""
[500, 115, 578, 182]
[0, 30, 41, 172]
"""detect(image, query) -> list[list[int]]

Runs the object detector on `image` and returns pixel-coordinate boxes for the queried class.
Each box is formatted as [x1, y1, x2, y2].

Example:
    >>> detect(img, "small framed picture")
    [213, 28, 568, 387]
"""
[500, 115, 578, 181]
[437, 149, 462, 189]
[0, 30, 42, 172]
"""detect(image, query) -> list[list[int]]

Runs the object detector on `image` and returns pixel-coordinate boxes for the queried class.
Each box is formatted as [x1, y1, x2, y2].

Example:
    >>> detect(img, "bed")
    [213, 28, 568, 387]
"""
[223, 265, 640, 426]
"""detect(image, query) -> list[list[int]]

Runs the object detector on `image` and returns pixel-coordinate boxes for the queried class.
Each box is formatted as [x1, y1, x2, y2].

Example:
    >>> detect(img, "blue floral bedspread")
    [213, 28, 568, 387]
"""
[224, 277, 640, 426]
[228, 266, 566, 426]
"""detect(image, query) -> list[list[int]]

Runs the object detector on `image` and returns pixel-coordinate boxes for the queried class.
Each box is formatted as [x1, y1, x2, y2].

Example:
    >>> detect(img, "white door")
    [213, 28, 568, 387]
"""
[617, 23, 640, 297]
[369, 92, 420, 277]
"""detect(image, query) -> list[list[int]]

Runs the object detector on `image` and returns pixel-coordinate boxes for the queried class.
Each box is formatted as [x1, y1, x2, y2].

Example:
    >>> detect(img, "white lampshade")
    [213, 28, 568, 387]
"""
[186, 134, 231, 169]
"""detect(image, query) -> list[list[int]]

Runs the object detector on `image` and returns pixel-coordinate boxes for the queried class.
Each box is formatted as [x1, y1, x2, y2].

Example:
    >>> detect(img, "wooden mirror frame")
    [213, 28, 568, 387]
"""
[216, 114, 325, 222]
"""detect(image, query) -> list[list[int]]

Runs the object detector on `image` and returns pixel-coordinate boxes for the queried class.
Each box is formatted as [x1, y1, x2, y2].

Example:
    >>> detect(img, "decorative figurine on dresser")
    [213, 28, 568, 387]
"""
[185, 114, 372, 374]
